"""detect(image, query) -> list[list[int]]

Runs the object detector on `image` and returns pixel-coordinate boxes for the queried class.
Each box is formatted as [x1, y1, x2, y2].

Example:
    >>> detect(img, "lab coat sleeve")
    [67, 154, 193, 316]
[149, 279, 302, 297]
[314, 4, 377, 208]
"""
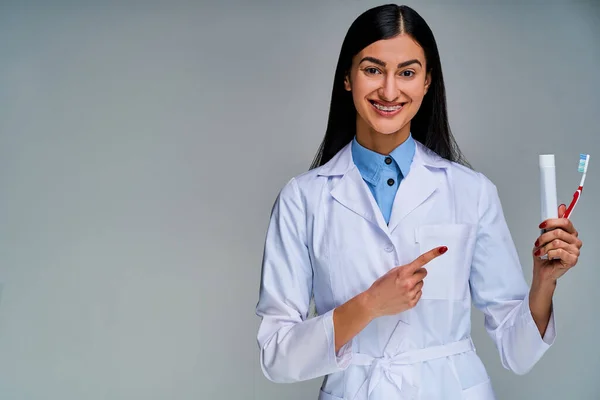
[469, 173, 556, 375]
[256, 177, 352, 383]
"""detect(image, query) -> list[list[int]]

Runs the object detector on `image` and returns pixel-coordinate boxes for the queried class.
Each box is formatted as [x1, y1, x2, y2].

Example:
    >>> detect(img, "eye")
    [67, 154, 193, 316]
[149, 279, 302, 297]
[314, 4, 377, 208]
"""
[363, 67, 382, 75]
[400, 70, 415, 77]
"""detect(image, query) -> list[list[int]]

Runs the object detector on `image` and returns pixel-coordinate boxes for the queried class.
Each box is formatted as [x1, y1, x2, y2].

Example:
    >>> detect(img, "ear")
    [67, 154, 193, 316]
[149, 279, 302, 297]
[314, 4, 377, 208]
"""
[344, 74, 351, 91]
[424, 71, 432, 94]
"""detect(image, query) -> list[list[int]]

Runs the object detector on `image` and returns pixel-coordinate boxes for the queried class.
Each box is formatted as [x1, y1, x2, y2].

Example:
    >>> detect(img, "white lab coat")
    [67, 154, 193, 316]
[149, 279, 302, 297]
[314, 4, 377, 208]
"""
[256, 140, 555, 400]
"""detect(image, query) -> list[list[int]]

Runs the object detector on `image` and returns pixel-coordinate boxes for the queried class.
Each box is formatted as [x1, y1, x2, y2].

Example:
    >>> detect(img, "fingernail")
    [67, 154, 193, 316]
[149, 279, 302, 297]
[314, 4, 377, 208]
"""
[534, 249, 541, 256]
[539, 222, 547, 229]
[535, 239, 539, 247]
[560, 204, 566, 208]
[438, 246, 448, 254]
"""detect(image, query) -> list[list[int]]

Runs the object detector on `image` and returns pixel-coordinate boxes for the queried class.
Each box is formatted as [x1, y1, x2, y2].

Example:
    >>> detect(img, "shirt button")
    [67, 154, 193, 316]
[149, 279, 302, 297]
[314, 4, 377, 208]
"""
[387, 178, 395, 186]
[384, 243, 394, 252]
[384, 157, 392, 165]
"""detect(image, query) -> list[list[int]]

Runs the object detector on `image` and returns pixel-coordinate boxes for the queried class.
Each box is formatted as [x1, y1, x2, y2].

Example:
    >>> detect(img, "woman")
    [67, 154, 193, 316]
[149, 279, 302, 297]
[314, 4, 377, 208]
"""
[255, 4, 582, 400]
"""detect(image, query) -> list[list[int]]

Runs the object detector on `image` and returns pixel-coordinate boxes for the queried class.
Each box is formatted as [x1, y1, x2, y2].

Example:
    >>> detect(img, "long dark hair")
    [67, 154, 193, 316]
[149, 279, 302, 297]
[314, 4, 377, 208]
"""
[310, 4, 470, 169]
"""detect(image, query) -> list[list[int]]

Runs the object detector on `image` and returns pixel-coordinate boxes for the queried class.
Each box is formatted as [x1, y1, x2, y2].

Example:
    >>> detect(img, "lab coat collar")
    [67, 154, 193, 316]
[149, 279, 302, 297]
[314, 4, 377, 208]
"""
[317, 139, 449, 177]
[318, 139, 450, 235]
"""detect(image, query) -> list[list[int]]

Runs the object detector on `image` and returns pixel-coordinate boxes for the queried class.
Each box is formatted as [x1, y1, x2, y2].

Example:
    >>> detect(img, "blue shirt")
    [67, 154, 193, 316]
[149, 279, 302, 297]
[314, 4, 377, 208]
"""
[351, 134, 416, 224]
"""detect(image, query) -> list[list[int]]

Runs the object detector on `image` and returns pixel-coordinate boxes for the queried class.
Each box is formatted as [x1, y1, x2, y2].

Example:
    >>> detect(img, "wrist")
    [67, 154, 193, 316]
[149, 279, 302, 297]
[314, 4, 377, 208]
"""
[357, 290, 377, 322]
[529, 278, 556, 316]
[531, 275, 557, 295]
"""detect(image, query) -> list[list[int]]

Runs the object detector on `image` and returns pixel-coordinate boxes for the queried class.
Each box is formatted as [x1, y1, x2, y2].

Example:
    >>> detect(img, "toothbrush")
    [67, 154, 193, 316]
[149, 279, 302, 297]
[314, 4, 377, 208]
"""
[563, 154, 590, 219]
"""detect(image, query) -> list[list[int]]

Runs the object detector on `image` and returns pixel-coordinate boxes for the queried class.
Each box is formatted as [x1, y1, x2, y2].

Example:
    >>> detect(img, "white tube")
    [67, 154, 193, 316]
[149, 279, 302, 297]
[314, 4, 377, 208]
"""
[539, 154, 558, 260]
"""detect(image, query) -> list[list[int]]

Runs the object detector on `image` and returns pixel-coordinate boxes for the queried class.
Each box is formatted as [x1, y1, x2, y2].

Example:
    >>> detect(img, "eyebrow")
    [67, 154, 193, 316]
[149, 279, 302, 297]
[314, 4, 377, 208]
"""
[359, 57, 422, 69]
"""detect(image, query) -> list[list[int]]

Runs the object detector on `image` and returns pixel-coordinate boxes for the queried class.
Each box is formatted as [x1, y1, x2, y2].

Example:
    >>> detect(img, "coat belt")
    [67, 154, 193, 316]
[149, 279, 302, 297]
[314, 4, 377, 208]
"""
[350, 338, 475, 399]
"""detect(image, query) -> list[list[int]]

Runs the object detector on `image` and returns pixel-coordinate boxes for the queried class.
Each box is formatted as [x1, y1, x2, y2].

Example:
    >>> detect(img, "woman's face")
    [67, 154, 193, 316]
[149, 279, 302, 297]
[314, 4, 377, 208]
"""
[345, 34, 431, 138]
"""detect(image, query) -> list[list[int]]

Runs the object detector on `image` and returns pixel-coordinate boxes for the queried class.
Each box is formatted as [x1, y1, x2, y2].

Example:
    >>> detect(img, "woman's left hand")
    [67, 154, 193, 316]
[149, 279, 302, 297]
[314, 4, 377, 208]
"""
[533, 204, 583, 283]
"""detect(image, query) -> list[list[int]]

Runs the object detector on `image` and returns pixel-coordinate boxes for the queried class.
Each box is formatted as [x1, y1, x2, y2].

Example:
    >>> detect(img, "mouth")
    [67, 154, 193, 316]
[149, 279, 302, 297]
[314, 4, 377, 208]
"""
[369, 100, 406, 116]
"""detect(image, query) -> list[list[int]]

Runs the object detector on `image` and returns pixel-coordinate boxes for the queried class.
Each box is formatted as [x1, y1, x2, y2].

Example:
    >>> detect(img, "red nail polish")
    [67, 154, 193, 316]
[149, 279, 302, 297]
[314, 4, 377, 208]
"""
[539, 222, 547, 229]
[439, 246, 448, 254]
[535, 240, 539, 247]
[534, 249, 541, 256]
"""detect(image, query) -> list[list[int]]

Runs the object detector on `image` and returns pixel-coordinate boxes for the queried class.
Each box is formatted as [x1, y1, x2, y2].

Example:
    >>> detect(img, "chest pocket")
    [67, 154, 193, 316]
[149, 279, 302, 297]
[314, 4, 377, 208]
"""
[415, 223, 476, 300]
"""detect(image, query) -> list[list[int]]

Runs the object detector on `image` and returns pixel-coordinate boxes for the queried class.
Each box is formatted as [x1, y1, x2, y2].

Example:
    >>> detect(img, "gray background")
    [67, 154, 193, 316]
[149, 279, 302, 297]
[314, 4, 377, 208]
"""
[0, 0, 598, 399]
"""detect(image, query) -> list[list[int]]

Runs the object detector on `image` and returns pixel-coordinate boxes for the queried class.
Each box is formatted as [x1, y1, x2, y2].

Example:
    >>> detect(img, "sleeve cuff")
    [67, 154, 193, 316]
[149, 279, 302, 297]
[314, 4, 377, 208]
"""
[540, 306, 556, 345]
[520, 292, 557, 347]
[323, 308, 353, 369]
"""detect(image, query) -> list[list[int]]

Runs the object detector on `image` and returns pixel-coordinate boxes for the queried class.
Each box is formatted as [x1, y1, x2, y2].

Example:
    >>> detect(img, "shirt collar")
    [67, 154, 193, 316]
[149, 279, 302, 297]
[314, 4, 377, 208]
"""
[351, 134, 416, 185]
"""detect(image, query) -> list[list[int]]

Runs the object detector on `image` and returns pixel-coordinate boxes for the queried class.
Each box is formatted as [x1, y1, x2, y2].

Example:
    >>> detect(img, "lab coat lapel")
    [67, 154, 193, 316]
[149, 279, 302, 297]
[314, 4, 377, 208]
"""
[387, 141, 448, 233]
[318, 140, 449, 234]
[318, 142, 388, 232]
[330, 165, 388, 231]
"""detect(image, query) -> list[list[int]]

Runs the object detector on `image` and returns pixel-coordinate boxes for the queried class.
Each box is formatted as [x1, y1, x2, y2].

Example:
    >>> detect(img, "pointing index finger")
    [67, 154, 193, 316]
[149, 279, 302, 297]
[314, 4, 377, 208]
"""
[411, 246, 448, 270]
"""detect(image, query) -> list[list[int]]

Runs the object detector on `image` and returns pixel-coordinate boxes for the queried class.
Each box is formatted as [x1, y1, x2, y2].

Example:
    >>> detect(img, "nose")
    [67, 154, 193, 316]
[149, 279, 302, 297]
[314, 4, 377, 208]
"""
[378, 74, 399, 102]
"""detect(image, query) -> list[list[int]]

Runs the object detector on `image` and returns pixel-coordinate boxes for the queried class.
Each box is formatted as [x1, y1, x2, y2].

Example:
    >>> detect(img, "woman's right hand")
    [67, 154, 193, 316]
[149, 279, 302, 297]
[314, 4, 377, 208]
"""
[332, 245, 448, 352]
[363, 246, 448, 318]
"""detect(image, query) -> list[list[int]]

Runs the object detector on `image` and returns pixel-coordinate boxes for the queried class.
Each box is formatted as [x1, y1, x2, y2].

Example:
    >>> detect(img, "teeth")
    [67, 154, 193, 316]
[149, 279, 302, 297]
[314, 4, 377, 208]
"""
[372, 102, 402, 111]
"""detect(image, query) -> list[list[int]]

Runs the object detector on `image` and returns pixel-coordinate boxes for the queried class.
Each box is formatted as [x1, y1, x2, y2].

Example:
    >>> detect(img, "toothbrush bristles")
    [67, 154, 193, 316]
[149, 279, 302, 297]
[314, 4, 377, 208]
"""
[578, 154, 589, 173]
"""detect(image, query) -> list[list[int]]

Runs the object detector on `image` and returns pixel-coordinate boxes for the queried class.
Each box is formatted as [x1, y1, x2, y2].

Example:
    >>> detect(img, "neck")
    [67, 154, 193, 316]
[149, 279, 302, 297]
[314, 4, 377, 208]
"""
[355, 120, 411, 155]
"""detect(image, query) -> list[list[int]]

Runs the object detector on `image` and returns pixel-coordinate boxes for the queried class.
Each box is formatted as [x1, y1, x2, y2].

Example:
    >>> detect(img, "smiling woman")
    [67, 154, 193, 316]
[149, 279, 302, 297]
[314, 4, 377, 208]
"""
[310, 4, 469, 169]
[346, 37, 429, 143]
[255, 4, 583, 400]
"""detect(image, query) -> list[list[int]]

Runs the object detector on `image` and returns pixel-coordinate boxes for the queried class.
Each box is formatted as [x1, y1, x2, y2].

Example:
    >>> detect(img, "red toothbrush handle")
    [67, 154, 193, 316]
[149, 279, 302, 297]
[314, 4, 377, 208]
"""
[563, 188, 582, 219]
